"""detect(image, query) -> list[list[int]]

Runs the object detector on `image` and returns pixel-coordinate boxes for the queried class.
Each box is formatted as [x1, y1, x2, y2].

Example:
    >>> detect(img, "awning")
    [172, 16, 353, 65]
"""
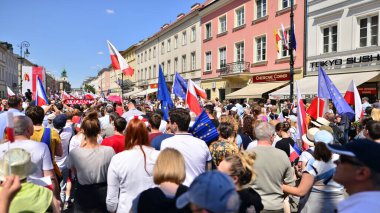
[123, 88, 142, 97]
[133, 88, 158, 97]
[269, 71, 380, 99]
[225, 82, 288, 99]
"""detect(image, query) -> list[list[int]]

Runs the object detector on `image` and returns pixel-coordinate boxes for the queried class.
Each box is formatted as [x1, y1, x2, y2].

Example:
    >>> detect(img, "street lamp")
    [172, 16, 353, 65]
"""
[19, 41, 30, 94]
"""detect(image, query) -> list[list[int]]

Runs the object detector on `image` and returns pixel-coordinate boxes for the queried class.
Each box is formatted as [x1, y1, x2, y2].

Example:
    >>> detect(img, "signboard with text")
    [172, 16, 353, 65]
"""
[64, 99, 94, 105]
[252, 73, 290, 83]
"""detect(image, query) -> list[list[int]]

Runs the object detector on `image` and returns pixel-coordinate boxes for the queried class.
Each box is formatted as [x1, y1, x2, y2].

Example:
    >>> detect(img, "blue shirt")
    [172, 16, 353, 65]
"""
[0, 108, 24, 142]
[150, 134, 173, 150]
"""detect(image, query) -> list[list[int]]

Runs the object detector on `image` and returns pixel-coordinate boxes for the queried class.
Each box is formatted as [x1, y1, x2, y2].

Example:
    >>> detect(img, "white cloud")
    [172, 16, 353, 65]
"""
[97, 51, 104, 55]
[106, 9, 115, 14]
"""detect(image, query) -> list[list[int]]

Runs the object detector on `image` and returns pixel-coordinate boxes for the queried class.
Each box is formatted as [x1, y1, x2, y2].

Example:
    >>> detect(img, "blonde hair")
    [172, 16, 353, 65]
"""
[153, 148, 186, 185]
[371, 108, 380, 121]
[224, 151, 256, 187]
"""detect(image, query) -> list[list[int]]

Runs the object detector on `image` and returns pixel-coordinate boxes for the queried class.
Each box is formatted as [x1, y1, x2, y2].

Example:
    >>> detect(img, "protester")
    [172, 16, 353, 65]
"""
[298, 127, 320, 170]
[283, 130, 345, 212]
[0, 148, 61, 213]
[328, 139, 380, 212]
[176, 171, 240, 213]
[248, 122, 295, 212]
[122, 99, 144, 121]
[99, 104, 114, 131]
[209, 122, 239, 168]
[364, 120, 380, 142]
[131, 148, 190, 213]
[275, 122, 296, 159]
[239, 116, 255, 150]
[218, 152, 264, 213]
[204, 104, 219, 128]
[103, 112, 120, 138]
[106, 118, 159, 212]
[68, 111, 115, 212]
[161, 108, 212, 186]
[0, 96, 24, 142]
[148, 113, 164, 143]
[101, 116, 127, 153]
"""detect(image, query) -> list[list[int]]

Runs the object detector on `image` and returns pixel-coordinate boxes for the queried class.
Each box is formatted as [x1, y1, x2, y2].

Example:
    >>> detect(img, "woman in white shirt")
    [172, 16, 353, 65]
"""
[106, 117, 160, 213]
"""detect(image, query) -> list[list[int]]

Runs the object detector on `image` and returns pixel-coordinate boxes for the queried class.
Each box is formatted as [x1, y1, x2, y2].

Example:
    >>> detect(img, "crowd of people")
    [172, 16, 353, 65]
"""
[0, 95, 380, 213]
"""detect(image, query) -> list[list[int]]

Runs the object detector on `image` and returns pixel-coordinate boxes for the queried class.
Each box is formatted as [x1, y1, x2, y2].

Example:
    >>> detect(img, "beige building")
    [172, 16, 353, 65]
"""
[0, 42, 20, 97]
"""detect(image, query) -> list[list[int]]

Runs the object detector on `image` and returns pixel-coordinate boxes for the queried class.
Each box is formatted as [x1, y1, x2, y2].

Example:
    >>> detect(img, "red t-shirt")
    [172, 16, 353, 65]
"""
[101, 135, 125, 154]
[116, 106, 124, 117]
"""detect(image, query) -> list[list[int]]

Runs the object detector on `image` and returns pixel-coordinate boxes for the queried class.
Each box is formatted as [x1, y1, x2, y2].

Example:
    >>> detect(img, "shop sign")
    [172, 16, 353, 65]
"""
[310, 53, 380, 68]
[358, 87, 377, 95]
[64, 99, 95, 105]
[252, 73, 290, 83]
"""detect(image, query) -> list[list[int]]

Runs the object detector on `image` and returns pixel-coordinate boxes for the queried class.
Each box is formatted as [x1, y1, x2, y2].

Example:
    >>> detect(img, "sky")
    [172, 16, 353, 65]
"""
[0, 0, 201, 87]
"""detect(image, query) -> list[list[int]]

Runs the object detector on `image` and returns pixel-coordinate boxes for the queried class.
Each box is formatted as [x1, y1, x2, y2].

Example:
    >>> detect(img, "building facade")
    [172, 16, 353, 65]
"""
[200, 0, 305, 101]
[136, 3, 203, 92]
[45, 72, 57, 97]
[0, 42, 19, 97]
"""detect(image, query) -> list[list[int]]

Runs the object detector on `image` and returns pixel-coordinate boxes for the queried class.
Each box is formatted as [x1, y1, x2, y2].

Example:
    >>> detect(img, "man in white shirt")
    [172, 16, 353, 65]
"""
[160, 108, 211, 186]
[0, 115, 60, 200]
[328, 139, 380, 213]
[0, 96, 24, 142]
[99, 104, 114, 131]
[122, 99, 144, 121]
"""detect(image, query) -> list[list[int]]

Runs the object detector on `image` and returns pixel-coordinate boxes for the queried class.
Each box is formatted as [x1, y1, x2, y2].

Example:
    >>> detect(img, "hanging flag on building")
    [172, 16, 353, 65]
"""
[274, 28, 281, 53]
[107, 40, 134, 76]
[318, 66, 354, 120]
[35, 76, 49, 106]
[157, 65, 174, 121]
[291, 22, 297, 50]
[281, 24, 288, 50]
[172, 72, 188, 100]
[6, 86, 15, 97]
[344, 80, 363, 121]
[189, 110, 219, 145]
[186, 79, 202, 116]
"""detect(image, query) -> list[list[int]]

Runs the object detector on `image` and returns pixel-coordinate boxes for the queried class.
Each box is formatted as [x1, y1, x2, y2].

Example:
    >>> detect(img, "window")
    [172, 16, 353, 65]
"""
[144, 51, 147, 61]
[191, 52, 196, 70]
[235, 7, 245, 27]
[153, 47, 156, 58]
[137, 55, 140, 64]
[191, 27, 196, 42]
[145, 68, 147, 80]
[235, 42, 244, 62]
[182, 55, 187, 72]
[322, 25, 337, 53]
[182, 31, 187, 45]
[161, 62, 165, 74]
[256, 36, 266, 61]
[140, 54, 143, 63]
[174, 35, 178, 49]
[174, 57, 178, 72]
[219, 15, 227, 33]
[167, 60, 171, 75]
[359, 15, 378, 47]
[281, 28, 290, 57]
[149, 49, 151, 60]
[149, 66, 151, 79]
[153, 65, 157, 78]
[256, 0, 266, 19]
[281, 0, 291, 9]
[205, 22, 212, 39]
[161, 42, 165, 54]
[167, 39, 171, 52]
[219, 47, 226, 69]
[205, 51, 212, 71]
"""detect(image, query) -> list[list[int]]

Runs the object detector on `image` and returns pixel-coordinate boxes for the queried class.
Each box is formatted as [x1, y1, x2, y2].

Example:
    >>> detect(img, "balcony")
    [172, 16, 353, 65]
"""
[219, 61, 252, 81]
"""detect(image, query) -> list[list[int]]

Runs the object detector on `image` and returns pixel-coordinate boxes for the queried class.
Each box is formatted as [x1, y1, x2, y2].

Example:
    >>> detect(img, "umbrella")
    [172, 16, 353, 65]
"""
[107, 95, 122, 104]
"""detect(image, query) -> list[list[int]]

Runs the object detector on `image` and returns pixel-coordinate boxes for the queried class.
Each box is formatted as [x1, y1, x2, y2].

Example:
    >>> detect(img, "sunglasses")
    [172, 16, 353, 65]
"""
[338, 155, 365, 167]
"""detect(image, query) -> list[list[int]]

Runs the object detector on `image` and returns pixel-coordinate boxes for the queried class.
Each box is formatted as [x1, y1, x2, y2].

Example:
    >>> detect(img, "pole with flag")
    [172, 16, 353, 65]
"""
[186, 79, 203, 116]
[344, 80, 363, 122]
[274, 29, 281, 53]
[296, 81, 308, 151]
[157, 65, 174, 121]
[7, 86, 15, 97]
[172, 72, 188, 100]
[35, 76, 49, 106]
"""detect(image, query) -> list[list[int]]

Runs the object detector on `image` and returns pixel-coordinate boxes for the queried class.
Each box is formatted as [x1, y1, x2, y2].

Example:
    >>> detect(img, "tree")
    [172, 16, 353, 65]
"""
[84, 84, 95, 94]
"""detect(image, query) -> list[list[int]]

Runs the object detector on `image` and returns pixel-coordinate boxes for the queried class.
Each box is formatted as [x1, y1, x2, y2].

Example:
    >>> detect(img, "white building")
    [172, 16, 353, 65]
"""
[0, 42, 19, 97]
[135, 3, 203, 92]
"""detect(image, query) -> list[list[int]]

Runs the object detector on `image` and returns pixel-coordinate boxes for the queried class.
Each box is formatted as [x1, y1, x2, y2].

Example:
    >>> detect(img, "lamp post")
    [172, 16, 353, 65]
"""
[289, 0, 295, 103]
[19, 41, 30, 94]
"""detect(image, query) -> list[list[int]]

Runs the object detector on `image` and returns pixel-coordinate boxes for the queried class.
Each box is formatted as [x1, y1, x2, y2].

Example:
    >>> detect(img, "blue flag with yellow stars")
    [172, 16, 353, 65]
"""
[189, 110, 219, 145]
[172, 72, 188, 100]
[157, 65, 174, 121]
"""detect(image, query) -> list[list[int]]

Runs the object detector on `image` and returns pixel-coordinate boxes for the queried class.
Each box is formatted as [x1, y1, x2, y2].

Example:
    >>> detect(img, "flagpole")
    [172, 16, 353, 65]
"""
[289, 0, 295, 103]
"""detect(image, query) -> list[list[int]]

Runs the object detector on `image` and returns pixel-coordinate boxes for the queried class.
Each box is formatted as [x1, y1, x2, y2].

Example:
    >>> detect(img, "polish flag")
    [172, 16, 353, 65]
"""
[306, 97, 325, 119]
[281, 24, 288, 50]
[296, 81, 308, 150]
[289, 144, 299, 163]
[35, 76, 49, 106]
[186, 79, 202, 116]
[84, 93, 95, 100]
[61, 90, 72, 100]
[7, 86, 15, 97]
[344, 80, 363, 121]
[6, 112, 15, 143]
[107, 40, 134, 76]
[193, 82, 207, 100]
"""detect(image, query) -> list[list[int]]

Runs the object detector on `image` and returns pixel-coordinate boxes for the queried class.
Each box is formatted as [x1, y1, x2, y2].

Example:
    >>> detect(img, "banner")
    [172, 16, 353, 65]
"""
[22, 66, 46, 98]
[64, 99, 94, 105]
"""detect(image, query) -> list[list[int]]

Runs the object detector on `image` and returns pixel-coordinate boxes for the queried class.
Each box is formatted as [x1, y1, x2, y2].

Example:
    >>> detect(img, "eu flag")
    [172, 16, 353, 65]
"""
[157, 65, 174, 120]
[172, 72, 188, 100]
[189, 110, 219, 145]
[318, 66, 354, 120]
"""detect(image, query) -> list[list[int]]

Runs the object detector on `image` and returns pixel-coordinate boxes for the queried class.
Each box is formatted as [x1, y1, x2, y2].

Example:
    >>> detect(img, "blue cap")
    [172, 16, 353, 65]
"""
[53, 114, 67, 129]
[176, 171, 240, 213]
[314, 130, 333, 144]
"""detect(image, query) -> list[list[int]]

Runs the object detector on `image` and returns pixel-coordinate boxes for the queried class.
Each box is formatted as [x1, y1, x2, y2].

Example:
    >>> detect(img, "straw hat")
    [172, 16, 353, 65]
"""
[0, 148, 37, 181]
[311, 117, 330, 127]
[302, 127, 320, 147]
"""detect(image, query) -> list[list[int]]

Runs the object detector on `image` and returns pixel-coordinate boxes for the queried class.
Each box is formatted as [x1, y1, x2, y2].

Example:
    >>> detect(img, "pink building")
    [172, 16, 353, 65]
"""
[200, 0, 304, 100]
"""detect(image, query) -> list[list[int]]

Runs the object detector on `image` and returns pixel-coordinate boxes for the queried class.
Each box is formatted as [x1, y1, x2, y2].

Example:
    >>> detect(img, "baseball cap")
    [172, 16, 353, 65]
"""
[314, 130, 333, 144]
[53, 114, 68, 130]
[327, 139, 380, 172]
[176, 171, 240, 213]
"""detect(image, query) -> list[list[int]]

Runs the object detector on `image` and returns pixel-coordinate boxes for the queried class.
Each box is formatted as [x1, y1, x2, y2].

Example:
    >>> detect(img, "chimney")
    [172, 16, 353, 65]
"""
[161, 23, 169, 29]
[177, 13, 185, 20]
[191, 3, 200, 10]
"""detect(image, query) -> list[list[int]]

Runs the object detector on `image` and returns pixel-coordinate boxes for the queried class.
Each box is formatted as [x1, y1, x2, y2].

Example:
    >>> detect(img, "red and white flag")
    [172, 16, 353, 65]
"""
[296, 81, 308, 150]
[281, 24, 288, 50]
[344, 80, 363, 121]
[7, 86, 15, 97]
[84, 92, 95, 100]
[193, 82, 207, 100]
[186, 79, 202, 116]
[35, 76, 49, 106]
[6, 112, 15, 143]
[107, 40, 134, 76]
[61, 90, 72, 100]
[306, 97, 325, 120]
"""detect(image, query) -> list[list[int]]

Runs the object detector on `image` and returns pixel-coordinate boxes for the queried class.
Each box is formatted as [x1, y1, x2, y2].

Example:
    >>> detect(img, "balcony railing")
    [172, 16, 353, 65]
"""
[219, 61, 250, 76]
